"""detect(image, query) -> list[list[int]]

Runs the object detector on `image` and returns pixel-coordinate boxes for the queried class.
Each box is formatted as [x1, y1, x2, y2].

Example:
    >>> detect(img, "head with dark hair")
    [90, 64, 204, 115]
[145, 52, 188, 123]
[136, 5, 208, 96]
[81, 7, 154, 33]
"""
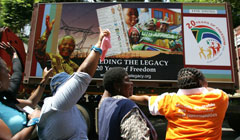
[0, 57, 10, 91]
[103, 67, 133, 97]
[177, 67, 207, 89]
[128, 27, 140, 45]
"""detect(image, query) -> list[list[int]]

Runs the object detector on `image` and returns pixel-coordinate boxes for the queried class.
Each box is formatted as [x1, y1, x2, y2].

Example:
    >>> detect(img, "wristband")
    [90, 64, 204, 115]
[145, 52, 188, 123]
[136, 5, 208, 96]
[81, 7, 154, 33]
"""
[91, 46, 102, 55]
[26, 117, 40, 127]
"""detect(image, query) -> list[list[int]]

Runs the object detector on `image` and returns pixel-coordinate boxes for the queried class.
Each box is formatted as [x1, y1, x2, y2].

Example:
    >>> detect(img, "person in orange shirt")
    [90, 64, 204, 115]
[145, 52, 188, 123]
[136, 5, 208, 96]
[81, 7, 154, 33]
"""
[130, 67, 229, 140]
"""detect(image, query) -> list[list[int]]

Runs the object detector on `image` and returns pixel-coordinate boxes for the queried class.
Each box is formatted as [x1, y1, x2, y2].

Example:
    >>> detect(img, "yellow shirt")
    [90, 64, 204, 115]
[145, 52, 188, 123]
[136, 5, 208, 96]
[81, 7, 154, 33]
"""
[49, 53, 78, 75]
[149, 87, 229, 140]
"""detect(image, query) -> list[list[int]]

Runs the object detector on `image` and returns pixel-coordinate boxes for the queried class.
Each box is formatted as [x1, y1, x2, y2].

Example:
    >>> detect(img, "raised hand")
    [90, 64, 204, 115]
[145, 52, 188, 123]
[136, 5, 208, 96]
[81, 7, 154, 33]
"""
[45, 15, 55, 35]
[42, 67, 53, 81]
[96, 27, 110, 47]
[0, 42, 16, 57]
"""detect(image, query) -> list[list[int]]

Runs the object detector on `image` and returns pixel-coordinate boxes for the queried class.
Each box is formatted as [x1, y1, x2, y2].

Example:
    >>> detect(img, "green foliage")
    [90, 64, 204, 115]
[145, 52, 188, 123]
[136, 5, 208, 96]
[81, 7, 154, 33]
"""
[0, 18, 3, 27]
[39, 0, 86, 2]
[0, 0, 35, 34]
[225, 0, 240, 28]
[0, 0, 239, 38]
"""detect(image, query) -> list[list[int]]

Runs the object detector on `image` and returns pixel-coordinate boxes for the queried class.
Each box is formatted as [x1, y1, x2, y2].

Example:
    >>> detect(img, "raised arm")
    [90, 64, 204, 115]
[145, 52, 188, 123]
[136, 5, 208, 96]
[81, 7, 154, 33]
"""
[34, 15, 55, 69]
[129, 95, 149, 106]
[9, 51, 23, 94]
[50, 28, 110, 111]
[0, 42, 23, 95]
[17, 67, 52, 108]
[77, 28, 110, 77]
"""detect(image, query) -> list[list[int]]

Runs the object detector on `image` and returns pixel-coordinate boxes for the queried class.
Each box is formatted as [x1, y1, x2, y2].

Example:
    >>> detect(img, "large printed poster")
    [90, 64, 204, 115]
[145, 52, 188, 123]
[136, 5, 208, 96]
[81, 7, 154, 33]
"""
[30, 3, 183, 81]
[26, 3, 234, 82]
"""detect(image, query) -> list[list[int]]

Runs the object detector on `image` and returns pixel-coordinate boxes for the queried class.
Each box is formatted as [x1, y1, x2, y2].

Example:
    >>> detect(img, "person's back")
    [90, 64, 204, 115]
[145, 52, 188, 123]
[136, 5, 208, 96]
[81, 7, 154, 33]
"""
[130, 67, 229, 140]
[37, 72, 89, 140]
[38, 98, 87, 139]
[149, 88, 228, 140]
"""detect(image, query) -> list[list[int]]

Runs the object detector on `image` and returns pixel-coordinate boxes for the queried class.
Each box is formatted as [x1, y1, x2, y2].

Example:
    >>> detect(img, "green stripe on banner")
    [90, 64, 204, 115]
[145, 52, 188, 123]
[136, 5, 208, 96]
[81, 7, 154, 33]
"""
[204, 74, 231, 79]
[46, 4, 57, 53]
[51, 4, 62, 53]
[206, 78, 232, 82]
[183, 4, 225, 10]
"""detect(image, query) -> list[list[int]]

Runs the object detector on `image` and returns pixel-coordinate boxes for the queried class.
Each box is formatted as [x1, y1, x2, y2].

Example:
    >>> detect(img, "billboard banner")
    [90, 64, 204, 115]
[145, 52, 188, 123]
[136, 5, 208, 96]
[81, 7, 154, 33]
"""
[26, 3, 234, 82]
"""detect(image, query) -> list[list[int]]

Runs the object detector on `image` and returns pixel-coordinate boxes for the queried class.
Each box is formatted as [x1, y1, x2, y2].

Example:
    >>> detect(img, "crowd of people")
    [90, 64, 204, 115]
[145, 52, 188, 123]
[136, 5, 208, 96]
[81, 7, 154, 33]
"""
[0, 41, 52, 139]
[122, 8, 183, 52]
[0, 19, 229, 140]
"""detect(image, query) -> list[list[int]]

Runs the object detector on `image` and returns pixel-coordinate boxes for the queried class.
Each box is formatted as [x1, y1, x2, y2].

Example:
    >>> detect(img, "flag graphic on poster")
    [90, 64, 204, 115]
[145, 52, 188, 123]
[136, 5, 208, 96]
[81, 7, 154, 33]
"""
[183, 16, 230, 66]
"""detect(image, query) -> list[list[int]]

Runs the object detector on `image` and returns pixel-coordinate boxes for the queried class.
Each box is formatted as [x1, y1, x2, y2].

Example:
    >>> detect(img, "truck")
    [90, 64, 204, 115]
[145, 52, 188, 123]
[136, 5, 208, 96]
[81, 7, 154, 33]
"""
[1, 2, 239, 139]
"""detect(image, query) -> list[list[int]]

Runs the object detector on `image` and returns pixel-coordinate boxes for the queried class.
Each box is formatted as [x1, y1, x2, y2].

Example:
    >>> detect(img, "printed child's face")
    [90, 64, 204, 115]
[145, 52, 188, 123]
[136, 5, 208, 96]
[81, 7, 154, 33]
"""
[123, 8, 138, 28]
[58, 38, 75, 58]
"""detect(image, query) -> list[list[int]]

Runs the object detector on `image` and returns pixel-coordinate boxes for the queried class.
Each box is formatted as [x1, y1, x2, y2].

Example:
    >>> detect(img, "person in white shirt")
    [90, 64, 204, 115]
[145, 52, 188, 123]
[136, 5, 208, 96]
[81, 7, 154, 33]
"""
[37, 28, 110, 140]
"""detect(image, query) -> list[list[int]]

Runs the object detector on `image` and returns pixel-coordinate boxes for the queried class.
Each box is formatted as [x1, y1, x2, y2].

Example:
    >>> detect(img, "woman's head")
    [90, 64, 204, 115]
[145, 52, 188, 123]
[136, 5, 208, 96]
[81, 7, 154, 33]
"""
[0, 58, 10, 91]
[103, 67, 133, 97]
[128, 27, 140, 44]
[177, 67, 207, 89]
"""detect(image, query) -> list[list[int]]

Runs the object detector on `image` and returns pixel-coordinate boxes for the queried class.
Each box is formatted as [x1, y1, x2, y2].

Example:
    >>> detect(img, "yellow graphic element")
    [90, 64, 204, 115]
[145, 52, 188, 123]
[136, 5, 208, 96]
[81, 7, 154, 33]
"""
[199, 47, 206, 59]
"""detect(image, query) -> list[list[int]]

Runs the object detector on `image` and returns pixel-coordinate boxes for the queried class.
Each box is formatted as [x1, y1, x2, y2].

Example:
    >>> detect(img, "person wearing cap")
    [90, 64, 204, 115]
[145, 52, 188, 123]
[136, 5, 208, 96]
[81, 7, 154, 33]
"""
[156, 16, 171, 33]
[37, 28, 110, 140]
[146, 18, 157, 31]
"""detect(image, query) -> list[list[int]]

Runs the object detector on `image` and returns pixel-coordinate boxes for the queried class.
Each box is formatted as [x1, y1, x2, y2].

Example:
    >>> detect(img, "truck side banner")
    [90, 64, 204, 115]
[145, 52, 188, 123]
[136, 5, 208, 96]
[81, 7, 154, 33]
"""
[25, 2, 235, 83]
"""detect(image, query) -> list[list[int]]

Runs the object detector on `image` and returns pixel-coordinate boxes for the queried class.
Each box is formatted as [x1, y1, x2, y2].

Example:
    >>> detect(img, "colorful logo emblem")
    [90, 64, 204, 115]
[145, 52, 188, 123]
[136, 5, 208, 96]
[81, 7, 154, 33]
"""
[190, 22, 225, 63]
